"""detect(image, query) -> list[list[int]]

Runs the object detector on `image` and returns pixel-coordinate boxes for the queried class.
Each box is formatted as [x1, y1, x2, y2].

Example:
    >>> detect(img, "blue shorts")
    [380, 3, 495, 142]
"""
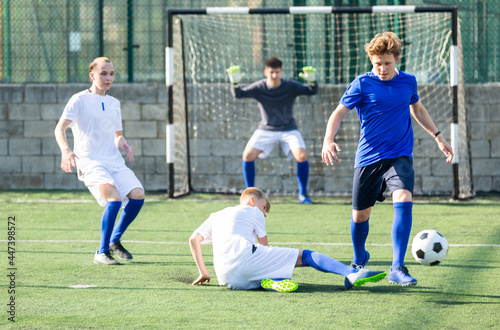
[352, 156, 414, 211]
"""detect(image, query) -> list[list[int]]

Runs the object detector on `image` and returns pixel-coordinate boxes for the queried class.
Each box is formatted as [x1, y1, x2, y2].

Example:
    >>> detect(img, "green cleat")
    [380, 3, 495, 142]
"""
[261, 279, 298, 293]
[346, 269, 387, 288]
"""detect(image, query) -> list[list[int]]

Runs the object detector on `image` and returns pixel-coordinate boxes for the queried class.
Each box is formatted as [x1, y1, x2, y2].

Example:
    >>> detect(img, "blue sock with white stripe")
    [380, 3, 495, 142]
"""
[242, 160, 255, 187]
[351, 216, 369, 265]
[302, 249, 351, 276]
[392, 202, 413, 268]
[110, 198, 144, 243]
[98, 201, 122, 254]
[297, 160, 309, 195]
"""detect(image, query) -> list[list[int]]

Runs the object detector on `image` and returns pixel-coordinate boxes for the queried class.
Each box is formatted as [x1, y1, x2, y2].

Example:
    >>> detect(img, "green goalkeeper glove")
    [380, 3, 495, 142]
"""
[226, 65, 246, 87]
[299, 66, 317, 86]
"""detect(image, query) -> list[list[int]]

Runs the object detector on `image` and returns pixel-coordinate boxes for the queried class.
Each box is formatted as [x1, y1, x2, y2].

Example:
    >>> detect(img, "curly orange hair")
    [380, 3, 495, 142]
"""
[364, 32, 401, 58]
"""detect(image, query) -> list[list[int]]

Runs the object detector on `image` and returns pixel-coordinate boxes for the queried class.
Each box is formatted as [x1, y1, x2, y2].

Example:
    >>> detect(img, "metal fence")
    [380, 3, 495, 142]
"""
[0, 0, 498, 84]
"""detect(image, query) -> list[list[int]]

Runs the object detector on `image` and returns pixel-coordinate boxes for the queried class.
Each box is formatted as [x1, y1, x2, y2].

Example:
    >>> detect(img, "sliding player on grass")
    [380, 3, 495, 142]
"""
[189, 187, 386, 292]
[322, 32, 454, 286]
[54, 57, 145, 265]
[227, 57, 317, 204]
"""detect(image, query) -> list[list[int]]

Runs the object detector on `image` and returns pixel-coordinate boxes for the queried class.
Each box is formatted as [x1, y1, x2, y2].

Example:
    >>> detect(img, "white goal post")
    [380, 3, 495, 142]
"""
[165, 5, 472, 199]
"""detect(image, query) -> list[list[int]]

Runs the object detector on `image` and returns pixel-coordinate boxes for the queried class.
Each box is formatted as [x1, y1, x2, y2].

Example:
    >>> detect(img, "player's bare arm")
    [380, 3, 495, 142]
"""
[54, 118, 78, 172]
[189, 232, 211, 285]
[115, 131, 134, 163]
[322, 104, 349, 166]
[410, 101, 454, 163]
[257, 235, 269, 246]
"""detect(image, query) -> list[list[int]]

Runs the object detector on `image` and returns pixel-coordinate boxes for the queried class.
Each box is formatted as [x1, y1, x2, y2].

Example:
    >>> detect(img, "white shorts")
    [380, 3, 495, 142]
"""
[219, 245, 299, 290]
[77, 161, 143, 207]
[245, 129, 306, 160]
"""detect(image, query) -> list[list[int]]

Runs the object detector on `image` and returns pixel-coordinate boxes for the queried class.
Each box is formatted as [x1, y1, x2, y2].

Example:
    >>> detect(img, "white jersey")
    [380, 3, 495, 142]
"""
[195, 204, 267, 278]
[60, 90, 124, 169]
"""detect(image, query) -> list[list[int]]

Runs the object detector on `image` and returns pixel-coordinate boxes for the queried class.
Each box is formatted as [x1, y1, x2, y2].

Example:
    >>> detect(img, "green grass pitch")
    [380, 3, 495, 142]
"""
[1, 191, 499, 328]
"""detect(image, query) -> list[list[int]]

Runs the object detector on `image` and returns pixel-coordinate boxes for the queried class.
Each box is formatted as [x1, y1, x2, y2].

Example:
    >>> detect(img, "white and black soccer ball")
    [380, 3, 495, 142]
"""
[411, 229, 448, 266]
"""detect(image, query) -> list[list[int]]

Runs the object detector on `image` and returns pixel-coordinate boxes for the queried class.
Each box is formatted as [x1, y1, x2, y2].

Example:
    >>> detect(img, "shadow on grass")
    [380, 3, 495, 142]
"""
[17, 284, 210, 291]
[351, 285, 500, 302]
[19, 251, 195, 258]
[15, 282, 500, 303]
[126, 261, 201, 266]
[430, 300, 500, 305]
[17, 228, 192, 233]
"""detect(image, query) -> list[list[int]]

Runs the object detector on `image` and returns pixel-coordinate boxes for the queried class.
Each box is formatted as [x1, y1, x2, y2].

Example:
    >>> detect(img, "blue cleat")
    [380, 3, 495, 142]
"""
[298, 194, 312, 204]
[345, 269, 387, 288]
[389, 266, 418, 286]
[344, 251, 370, 289]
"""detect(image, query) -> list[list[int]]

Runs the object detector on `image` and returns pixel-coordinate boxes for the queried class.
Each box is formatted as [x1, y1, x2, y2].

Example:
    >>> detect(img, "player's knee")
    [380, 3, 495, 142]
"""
[392, 189, 412, 203]
[242, 149, 260, 162]
[129, 188, 145, 200]
[296, 155, 308, 162]
[100, 184, 121, 201]
[292, 148, 308, 162]
[352, 208, 371, 223]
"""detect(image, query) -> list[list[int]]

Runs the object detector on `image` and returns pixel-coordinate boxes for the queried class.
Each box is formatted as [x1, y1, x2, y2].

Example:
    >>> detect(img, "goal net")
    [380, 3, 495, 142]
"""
[167, 6, 473, 199]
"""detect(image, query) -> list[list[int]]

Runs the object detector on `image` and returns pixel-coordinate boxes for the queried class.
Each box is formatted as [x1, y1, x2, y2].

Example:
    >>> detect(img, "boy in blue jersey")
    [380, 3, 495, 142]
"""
[227, 57, 318, 204]
[321, 32, 454, 286]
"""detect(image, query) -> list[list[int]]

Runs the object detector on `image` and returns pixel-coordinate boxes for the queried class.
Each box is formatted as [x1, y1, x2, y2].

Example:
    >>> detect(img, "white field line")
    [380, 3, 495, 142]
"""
[2, 240, 499, 247]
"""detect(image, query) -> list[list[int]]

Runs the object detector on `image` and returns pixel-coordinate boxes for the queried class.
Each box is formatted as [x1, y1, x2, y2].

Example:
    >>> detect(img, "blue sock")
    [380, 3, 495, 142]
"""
[392, 202, 413, 268]
[297, 160, 309, 195]
[110, 198, 144, 243]
[242, 160, 255, 187]
[351, 216, 369, 264]
[302, 249, 352, 277]
[98, 201, 122, 254]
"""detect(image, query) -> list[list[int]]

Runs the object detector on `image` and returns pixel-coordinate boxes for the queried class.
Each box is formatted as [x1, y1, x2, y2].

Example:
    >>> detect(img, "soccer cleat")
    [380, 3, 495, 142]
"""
[298, 194, 312, 204]
[261, 279, 298, 293]
[345, 250, 370, 289]
[94, 251, 121, 265]
[345, 269, 387, 288]
[350, 250, 370, 269]
[109, 241, 133, 261]
[388, 266, 418, 286]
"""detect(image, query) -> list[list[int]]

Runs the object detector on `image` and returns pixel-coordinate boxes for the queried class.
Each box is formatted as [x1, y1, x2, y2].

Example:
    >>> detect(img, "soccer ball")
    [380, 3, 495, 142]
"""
[411, 229, 448, 266]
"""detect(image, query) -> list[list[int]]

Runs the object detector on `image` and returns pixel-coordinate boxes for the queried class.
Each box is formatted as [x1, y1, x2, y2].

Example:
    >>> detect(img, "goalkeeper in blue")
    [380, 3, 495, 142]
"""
[227, 57, 318, 204]
[322, 32, 454, 286]
[189, 187, 386, 292]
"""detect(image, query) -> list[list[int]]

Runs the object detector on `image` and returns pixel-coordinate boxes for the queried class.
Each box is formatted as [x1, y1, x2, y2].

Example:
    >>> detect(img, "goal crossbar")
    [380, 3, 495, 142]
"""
[165, 5, 462, 199]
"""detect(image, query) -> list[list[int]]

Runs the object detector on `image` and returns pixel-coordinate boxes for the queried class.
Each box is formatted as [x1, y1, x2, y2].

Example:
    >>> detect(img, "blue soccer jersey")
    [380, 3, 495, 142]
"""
[340, 70, 419, 167]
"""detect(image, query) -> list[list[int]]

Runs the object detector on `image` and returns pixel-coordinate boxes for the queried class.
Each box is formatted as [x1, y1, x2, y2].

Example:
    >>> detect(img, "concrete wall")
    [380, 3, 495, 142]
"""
[0, 83, 498, 195]
[0, 83, 168, 191]
[467, 84, 500, 192]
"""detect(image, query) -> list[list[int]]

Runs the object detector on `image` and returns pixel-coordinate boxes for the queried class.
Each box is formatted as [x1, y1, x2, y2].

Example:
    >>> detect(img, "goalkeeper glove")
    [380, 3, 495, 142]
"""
[299, 66, 317, 86]
[226, 65, 246, 87]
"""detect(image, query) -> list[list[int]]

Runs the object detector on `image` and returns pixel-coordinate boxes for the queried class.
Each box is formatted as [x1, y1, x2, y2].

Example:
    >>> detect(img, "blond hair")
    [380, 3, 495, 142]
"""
[89, 57, 112, 82]
[364, 32, 401, 58]
[240, 187, 271, 214]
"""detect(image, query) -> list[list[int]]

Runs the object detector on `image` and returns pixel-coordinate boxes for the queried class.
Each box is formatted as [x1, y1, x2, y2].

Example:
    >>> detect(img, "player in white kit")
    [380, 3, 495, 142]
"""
[54, 57, 145, 265]
[189, 188, 386, 292]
